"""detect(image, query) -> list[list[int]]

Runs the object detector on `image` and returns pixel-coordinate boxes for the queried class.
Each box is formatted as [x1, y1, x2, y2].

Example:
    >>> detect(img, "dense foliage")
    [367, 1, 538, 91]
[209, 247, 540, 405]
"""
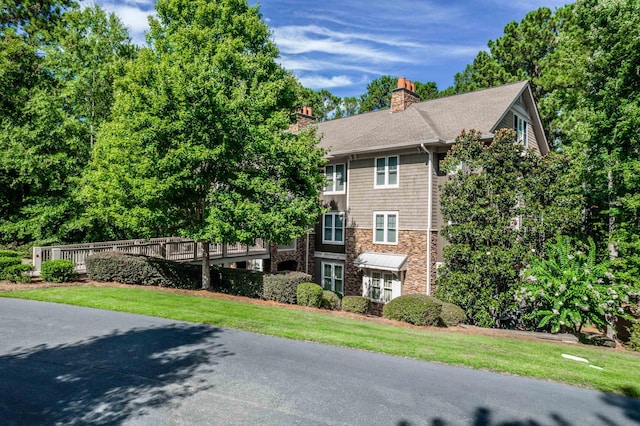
[262, 271, 311, 304]
[519, 236, 635, 334]
[435, 129, 582, 327]
[383, 294, 442, 326]
[40, 259, 76, 283]
[341, 296, 370, 314]
[321, 290, 341, 310]
[296, 283, 324, 308]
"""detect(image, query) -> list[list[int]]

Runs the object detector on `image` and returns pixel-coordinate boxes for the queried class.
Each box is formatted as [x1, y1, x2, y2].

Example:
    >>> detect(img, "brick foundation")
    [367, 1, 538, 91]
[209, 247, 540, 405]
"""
[269, 233, 315, 274]
[344, 228, 428, 297]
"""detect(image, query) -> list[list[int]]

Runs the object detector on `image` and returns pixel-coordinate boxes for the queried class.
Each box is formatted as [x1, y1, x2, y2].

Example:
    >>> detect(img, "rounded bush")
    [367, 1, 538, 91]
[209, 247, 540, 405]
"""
[296, 283, 324, 308]
[383, 294, 443, 326]
[40, 259, 76, 283]
[321, 290, 341, 310]
[438, 300, 467, 326]
[3, 264, 32, 283]
[0, 256, 21, 275]
[628, 321, 640, 352]
[342, 296, 370, 314]
[262, 271, 311, 304]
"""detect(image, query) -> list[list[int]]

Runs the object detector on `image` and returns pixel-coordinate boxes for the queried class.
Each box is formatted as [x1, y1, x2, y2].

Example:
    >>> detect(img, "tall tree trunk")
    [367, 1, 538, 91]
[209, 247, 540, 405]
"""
[201, 241, 211, 290]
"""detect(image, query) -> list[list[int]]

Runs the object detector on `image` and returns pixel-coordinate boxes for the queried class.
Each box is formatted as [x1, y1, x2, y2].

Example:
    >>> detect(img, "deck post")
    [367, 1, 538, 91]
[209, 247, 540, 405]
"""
[32, 247, 42, 274]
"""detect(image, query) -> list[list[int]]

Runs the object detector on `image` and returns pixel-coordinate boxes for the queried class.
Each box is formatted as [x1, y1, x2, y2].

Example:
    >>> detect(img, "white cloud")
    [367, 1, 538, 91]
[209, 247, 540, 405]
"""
[297, 74, 356, 89]
[279, 56, 383, 75]
[104, 4, 154, 33]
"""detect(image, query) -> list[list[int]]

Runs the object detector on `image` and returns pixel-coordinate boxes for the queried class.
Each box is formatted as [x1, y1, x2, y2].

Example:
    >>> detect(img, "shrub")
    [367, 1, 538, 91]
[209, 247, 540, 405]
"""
[383, 294, 443, 326]
[0, 250, 20, 258]
[210, 267, 263, 298]
[438, 300, 467, 326]
[40, 259, 76, 283]
[519, 235, 636, 334]
[296, 283, 324, 308]
[262, 271, 311, 304]
[321, 290, 341, 310]
[629, 321, 640, 352]
[3, 264, 32, 283]
[0, 256, 21, 275]
[342, 296, 370, 314]
[86, 251, 200, 288]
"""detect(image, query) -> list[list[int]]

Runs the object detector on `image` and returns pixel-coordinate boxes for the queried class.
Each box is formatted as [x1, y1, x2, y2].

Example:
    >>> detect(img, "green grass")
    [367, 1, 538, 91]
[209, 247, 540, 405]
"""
[2, 285, 639, 398]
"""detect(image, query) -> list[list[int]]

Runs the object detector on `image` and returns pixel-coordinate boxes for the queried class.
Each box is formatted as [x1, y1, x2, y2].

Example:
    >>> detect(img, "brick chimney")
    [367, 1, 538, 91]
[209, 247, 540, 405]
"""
[289, 106, 316, 133]
[390, 77, 419, 113]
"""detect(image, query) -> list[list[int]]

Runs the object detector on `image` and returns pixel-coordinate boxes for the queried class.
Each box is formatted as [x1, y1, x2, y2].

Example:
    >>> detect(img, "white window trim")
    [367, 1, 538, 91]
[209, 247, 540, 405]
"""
[322, 212, 345, 245]
[324, 163, 346, 194]
[322, 261, 344, 294]
[366, 270, 399, 303]
[373, 211, 398, 245]
[373, 156, 399, 189]
[514, 113, 529, 146]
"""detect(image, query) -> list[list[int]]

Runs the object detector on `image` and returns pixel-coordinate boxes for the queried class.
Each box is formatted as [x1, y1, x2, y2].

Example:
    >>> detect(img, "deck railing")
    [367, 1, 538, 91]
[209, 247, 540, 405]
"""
[32, 238, 270, 275]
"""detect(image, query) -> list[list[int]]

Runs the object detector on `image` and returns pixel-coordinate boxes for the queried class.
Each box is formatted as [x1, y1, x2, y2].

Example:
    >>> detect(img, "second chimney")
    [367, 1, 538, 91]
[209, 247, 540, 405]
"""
[390, 78, 419, 113]
[289, 106, 316, 134]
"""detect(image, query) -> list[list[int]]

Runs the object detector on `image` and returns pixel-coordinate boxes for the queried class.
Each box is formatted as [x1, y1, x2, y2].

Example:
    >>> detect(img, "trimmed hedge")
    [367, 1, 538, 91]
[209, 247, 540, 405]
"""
[0, 256, 21, 273]
[628, 321, 640, 352]
[262, 271, 311, 304]
[2, 264, 32, 283]
[86, 251, 200, 288]
[297, 283, 324, 308]
[210, 267, 263, 298]
[321, 290, 341, 310]
[438, 300, 467, 327]
[342, 296, 370, 314]
[0, 250, 20, 258]
[41, 259, 76, 283]
[383, 294, 442, 326]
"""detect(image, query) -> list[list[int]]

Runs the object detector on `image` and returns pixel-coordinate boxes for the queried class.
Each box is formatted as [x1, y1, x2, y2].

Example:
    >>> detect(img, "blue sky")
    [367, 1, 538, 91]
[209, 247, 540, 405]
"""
[86, 0, 573, 98]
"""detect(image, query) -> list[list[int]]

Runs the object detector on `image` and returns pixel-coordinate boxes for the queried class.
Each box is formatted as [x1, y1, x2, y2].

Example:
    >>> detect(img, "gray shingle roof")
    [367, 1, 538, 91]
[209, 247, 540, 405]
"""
[317, 81, 530, 156]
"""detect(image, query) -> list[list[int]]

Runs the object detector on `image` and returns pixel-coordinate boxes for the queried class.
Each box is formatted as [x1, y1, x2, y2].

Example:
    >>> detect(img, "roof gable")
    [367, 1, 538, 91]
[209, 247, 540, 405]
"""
[317, 81, 549, 156]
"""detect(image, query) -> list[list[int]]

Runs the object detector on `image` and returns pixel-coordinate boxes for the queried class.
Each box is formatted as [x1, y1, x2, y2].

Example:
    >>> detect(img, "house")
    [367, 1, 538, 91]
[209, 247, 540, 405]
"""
[273, 79, 549, 309]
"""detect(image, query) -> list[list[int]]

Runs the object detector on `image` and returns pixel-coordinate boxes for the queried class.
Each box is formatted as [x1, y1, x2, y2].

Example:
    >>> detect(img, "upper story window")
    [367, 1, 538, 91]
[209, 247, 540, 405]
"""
[374, 156, 399, 188]
[324, 164, 345, 194]
[373, 211, 397, 244]
[514, 114, 528, 146]
[323, 212, 344, 244]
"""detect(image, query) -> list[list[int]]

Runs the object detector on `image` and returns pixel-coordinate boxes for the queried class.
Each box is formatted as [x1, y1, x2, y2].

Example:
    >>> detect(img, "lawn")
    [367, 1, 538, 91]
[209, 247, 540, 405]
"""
[2, 285, 639, 398]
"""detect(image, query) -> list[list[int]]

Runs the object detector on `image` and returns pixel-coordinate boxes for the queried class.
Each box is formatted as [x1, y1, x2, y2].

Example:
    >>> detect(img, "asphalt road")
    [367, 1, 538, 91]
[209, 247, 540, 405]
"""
[0, 298, 638, 425]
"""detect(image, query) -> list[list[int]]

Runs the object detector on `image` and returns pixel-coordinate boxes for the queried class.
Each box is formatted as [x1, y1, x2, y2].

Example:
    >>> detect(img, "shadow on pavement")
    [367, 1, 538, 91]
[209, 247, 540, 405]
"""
[0, 323, 231, 424]
[599, 389, 640, 425]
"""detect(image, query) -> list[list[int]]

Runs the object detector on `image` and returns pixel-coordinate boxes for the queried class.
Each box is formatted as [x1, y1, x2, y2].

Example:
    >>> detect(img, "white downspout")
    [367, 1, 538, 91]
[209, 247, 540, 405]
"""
[422, 144, 433, 295]
[305, 231, 310, 274]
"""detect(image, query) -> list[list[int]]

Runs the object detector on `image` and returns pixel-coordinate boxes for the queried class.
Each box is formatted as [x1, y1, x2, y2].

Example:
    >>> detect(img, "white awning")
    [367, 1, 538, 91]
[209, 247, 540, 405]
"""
[353, 252, 408, 272]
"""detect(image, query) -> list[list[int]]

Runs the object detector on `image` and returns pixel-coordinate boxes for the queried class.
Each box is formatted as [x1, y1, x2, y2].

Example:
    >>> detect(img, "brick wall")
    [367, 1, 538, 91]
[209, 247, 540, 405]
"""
[269, 233, 315, 274]
[344, 227, 428, 297]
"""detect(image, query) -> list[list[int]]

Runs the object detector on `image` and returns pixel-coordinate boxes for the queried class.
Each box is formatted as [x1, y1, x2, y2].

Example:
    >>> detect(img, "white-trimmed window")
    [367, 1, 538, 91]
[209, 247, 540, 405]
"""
[514, 114, 528, 146]
[374, 156, 399, 188]
[373, 212, 397, 244]
[322, 262, 344, 294]
[324, 164, 345, 194]
[323, 212, 345, 244]
[370, 271, 395, 303]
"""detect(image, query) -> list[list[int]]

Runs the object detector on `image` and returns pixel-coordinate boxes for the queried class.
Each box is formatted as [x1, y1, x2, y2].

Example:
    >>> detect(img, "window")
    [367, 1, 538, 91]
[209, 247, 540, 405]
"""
[322, 262, 344, 294]
[324, 164, 345, 193]
[514, 114, 528, 146]
[373, 212, 397, 244]
[323, 212, 345, 244]
[435, 152, 447, 177]
[374, 156, 399, 188]
[370, 271, 394, 303]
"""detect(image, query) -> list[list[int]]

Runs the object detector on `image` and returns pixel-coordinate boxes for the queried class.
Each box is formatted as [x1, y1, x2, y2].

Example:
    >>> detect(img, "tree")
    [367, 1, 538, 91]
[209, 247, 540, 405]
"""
[435, 129, 581, 327]
[0, 5, 135, 244]
[83, 0, 326, 289]
[359, 75, 440, 112]
[296, 87, 341, 121]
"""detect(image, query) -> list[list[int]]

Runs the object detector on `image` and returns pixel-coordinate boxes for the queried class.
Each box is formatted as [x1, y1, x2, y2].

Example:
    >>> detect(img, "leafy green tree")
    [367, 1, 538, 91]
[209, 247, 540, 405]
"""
[435, 129, 581, 327]
[296, 87, 341, 121]
[0, 5, 134, 244]
[359, 75, 440, 112]
[83, 0, 326, 289]
[339, 96, 359, 118]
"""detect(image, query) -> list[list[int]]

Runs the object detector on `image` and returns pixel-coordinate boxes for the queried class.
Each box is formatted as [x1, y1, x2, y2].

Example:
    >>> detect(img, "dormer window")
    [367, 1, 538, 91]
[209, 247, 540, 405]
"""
[324, 164, 345, 194]
[514, 114, 528, 146]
